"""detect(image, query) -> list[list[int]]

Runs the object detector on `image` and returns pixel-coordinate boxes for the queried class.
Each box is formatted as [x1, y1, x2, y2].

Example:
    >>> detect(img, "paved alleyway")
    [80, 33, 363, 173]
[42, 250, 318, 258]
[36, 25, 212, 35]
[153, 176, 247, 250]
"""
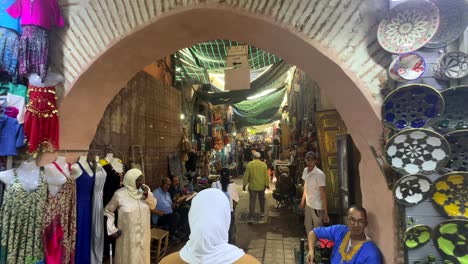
[232, 178, 306, 264]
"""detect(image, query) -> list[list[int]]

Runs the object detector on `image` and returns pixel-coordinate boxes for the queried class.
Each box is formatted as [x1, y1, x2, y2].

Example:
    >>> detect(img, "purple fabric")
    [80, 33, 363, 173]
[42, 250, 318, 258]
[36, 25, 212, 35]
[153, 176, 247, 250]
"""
[0, 28, 19, 82]
[5, 106, 19, 118]
[7, 0, 64, 30]
[18, 25, 49, 81]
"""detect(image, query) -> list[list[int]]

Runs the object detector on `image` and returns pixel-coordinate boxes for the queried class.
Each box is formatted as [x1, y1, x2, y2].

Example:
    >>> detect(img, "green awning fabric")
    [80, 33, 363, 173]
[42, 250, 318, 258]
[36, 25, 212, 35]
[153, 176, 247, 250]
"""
[233, 88, 286, 127]
[173, 40, 282, 86]
[196, 61, 291, 105]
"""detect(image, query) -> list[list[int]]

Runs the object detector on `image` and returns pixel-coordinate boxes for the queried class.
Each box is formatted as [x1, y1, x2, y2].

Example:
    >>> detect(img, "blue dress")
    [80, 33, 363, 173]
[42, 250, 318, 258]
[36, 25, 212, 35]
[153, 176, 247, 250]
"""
[75, 162, 95, 264]
[313, 225, 382, 264]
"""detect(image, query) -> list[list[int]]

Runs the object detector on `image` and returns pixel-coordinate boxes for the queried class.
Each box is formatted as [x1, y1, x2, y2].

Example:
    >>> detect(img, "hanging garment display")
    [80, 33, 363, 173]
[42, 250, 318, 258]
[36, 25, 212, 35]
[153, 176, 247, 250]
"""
[393, 174, 433, 206]
[385, 128, 450, 175]
[43, 162, 77, 264]
[91, 165, 107, 264]
[382, 84, 444, 131]
[0, 115, 24, 156]
[436, 85, 468, 134]
[24, 85, 59, 153]
[377, 0, 440, 54]
[75, 162, 95, 264]
[0, 169, 47, 264]
[402, 225, 433, 249]
[7, 0, 64, 80]
[433, 219, 468, 264]
[432, 172, 468, 219]
[0, 28, 19, 81]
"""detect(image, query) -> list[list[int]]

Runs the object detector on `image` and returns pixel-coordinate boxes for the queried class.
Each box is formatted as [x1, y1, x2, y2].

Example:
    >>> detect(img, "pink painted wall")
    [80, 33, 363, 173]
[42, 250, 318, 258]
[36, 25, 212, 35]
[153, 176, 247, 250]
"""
[57, 7, 395, 262]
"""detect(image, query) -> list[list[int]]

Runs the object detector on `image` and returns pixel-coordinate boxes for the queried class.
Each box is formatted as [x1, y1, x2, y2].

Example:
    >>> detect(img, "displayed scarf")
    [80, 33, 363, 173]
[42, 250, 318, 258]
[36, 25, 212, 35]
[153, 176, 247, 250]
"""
[180, 189, 244, 264]
[122, 168, 144, 200]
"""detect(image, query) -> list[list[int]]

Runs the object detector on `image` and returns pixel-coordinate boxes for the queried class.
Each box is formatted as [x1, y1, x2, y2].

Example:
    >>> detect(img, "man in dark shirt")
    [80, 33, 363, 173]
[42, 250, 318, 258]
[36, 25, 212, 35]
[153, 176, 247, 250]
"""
[168, 176, 190, 237]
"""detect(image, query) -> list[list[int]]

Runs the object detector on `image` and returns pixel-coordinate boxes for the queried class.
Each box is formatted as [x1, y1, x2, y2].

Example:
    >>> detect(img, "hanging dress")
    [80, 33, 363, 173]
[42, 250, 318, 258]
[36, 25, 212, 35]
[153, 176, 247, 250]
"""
[24, 85, 59, 153]
[91, 165, 107, 264]
[43, 162, 77, 264]
[0, 168, 47, 264]
[75, 162, 95, 264]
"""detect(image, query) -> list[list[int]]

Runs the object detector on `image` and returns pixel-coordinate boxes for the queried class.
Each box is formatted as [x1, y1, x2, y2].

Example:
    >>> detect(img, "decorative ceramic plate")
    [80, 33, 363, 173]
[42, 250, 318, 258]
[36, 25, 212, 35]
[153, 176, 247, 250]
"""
[394, 174, 433, 206]
[377, 0, 440, 53]
[433, 220, 468, 264]
[444, 130, 468, 172]
[383, 84, 444, 130]
[436, 86, 468, 133]
[432, 172, 468, 219]
[425, 0, 468, 49]
[385, 129, 450, 175]
[403, 225, 433, 249]
[389, 57, 406, 82]
[433, 51, 468, 80]
[395, 53, 426, 80]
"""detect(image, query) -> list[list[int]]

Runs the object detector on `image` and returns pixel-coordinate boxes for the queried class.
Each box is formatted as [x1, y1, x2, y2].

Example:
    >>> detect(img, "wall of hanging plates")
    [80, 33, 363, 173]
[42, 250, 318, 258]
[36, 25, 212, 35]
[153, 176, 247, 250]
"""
[379, 0, 468, 263]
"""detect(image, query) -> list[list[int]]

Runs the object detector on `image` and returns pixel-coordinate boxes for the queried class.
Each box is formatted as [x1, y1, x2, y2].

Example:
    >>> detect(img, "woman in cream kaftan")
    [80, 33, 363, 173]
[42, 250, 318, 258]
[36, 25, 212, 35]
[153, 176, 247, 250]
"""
[104, 169, 157, 264]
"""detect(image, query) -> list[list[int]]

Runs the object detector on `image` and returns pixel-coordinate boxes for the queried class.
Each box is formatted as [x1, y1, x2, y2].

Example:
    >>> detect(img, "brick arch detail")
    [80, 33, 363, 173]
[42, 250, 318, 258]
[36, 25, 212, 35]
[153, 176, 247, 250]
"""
[55, 4, 396, 262]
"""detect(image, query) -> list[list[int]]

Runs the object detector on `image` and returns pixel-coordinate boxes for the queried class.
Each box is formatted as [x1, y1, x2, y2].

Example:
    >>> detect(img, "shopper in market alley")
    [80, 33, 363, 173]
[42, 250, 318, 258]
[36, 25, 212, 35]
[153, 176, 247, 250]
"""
[103, 168, 157, 264]
[306, 205, 382, 264]
[160, 188, 260, 264]
[243, 151, 269, 221]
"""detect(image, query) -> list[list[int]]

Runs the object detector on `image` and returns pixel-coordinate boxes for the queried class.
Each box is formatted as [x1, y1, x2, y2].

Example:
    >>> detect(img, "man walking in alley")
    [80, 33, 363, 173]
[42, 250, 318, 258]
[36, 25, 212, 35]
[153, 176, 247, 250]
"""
[300, 151, 330, 234]
[243, 151, 269, 221]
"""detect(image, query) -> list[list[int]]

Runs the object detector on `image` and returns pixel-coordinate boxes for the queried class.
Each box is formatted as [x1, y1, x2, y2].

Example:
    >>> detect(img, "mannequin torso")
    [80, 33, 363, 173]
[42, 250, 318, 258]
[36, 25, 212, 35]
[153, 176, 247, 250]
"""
[28, 72, 64, 87]
[71, 156, 95, 179]
[0, 160, 41, 193]
[44, 156, 69, 197]
[105, 153, 123, 174]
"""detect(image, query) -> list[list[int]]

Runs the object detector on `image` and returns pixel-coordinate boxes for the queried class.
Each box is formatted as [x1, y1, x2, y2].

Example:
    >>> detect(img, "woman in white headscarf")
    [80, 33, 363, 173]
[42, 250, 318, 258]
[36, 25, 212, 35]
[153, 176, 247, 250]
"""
[160, 188, 260, 264]
[104, 168, 157, 264]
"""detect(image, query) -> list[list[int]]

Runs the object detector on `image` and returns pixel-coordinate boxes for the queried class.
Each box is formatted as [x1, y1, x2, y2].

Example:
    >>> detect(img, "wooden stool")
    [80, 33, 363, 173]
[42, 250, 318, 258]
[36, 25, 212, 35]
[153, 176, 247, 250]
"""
[150, 228, 169, 263]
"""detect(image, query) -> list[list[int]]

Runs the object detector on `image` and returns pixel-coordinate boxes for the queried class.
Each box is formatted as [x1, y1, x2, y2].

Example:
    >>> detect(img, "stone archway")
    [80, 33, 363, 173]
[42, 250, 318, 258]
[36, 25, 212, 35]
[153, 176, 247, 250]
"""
[56, 4, 395, 262]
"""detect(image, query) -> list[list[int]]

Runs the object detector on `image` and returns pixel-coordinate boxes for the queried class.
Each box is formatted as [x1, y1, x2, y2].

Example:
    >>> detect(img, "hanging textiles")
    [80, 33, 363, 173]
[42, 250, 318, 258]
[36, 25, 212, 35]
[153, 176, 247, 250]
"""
[233, 88, 286, 127]
[91, 165, 106, 264]
[0, 169, 47, 264]
[43, 170, 77, 264]
[196, 61, 291, 105]
[24, 85, 59, 153]
[0, 28, 20, 82]
[18, 25, 49, 81]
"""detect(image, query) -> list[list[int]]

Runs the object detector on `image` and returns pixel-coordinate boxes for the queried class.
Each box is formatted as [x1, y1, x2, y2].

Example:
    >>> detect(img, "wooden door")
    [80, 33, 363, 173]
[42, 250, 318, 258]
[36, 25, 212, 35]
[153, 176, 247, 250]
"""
[315, 110, 347, 214]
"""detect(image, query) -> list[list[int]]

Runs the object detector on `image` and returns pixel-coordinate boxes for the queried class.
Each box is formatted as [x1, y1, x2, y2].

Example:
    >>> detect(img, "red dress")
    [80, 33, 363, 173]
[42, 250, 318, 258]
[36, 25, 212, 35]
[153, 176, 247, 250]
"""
[24, 85, 59, 153]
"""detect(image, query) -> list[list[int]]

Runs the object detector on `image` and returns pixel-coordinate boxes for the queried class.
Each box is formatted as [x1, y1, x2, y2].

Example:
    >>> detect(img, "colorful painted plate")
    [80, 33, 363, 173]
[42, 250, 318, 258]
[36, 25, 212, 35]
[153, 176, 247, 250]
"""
[389, 57, 406, 82]
[383, 84, 445, 130]
[385, 129, 450, 175]
[436, 86, 468, 133]
[444, 130, 468, 172]
[377, 0, 440, 54]
[425, 0, 468, 49]
[433, 220, 468, 264]
[432, 172, 468, 219]
[403, 225, 433, 249]
[433, 51, 468, 80]
[395, 53, 426, 80]
[394, 174, 433, 206]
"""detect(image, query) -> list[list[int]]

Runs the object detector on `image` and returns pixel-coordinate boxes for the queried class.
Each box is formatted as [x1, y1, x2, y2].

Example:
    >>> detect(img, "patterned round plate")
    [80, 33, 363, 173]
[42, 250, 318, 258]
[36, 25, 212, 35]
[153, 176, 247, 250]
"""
[383, 84, 445, 130]
[389, 57, 406, 82]
[436, 86, 468, 133]
[403, 225, 432, 249]
[394, 174, 433, 206]
[433, 51, 468, 80]
[395, 53, 426, 80]
[377, 0, 440, 53]
[444, 130, 468, 172]
[433, 220, 468, 264]
[425, 0, 468, 49]
[432, 172, 468, 219]
[385, 128, 450, 175]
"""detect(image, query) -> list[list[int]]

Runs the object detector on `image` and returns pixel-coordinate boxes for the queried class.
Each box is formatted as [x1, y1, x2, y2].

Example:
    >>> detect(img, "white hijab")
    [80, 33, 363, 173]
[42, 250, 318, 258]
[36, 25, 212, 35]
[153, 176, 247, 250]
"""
[123, 168, 143, 200]
[180, 189, 245, 264]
